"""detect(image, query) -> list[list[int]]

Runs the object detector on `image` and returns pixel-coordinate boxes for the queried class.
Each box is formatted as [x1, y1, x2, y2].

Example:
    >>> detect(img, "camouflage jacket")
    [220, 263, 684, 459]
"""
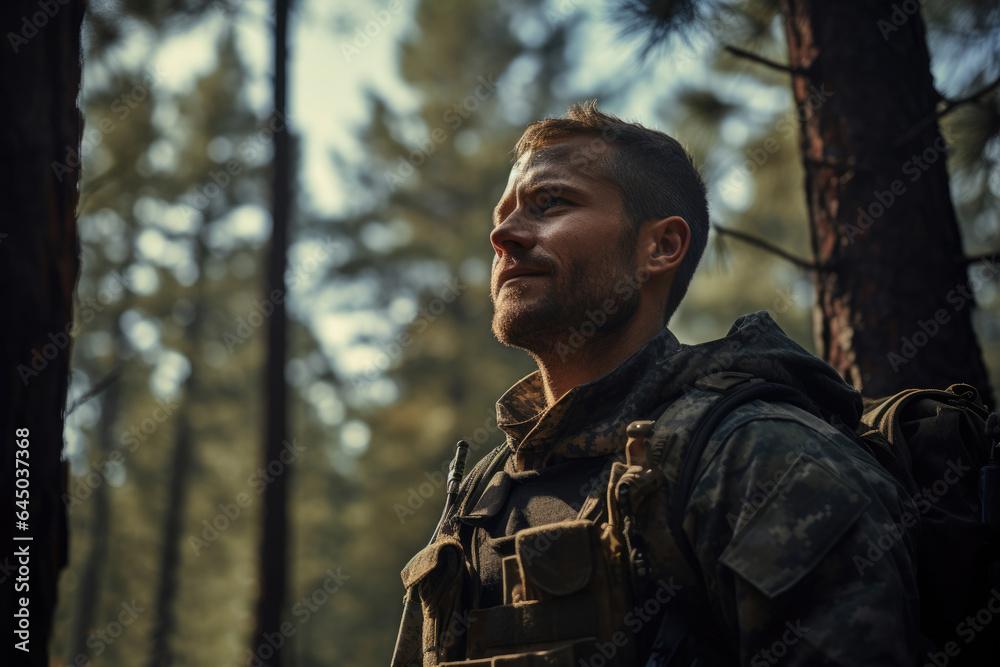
[392, 311, 920, 665]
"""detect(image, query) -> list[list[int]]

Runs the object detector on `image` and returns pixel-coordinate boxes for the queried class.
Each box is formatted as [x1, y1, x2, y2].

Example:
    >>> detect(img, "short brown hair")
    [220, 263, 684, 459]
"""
[515, 101, 709, 324]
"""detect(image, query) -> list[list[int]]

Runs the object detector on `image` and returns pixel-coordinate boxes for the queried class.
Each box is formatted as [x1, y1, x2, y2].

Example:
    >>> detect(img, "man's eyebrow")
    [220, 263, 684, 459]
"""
[527, 181, 588, 199]
[491, 180, 589, 227]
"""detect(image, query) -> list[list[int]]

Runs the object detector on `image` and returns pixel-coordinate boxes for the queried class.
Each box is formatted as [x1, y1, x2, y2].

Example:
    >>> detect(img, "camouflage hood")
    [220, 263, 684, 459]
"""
[496, 310, 863, 471]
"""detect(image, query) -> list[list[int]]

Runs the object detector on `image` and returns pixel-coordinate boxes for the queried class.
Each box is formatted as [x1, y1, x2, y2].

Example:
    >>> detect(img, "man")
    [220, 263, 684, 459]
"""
[391, 102, 919, 666]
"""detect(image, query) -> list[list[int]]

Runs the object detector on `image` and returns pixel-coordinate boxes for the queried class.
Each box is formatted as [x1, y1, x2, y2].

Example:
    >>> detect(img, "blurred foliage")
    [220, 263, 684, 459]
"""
[52, 0, 998, 665]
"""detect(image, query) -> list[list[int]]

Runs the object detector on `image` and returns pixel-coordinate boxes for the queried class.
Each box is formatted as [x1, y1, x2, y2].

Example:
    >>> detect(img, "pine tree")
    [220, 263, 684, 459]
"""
[618, 0, 1000, 399]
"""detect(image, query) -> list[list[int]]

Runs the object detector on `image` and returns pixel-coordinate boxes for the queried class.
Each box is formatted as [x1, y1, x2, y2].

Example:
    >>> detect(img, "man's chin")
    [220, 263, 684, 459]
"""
[491, 312, 557, 355]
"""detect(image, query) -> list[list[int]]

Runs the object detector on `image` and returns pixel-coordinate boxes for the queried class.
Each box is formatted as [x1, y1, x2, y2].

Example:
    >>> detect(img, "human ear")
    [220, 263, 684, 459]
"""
[645, 216, 690, 277]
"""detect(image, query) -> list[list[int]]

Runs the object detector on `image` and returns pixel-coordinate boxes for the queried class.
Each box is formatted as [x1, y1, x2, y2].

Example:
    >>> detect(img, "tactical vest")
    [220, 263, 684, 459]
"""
[387, 373, 777, 667]
[391, 417, 683, 666]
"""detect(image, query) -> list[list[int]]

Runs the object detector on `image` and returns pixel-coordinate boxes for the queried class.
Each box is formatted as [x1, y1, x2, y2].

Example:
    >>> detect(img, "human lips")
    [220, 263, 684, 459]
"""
[495, 265, 548, 290]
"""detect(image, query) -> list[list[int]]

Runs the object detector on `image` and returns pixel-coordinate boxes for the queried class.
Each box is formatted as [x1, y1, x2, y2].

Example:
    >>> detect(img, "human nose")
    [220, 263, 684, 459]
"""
[490, 207, 536, 259]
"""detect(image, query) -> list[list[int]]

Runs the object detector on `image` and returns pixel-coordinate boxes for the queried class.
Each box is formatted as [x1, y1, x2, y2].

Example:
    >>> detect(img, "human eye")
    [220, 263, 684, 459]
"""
[529, 189, 567, 214]
[541, 195, 565, 210]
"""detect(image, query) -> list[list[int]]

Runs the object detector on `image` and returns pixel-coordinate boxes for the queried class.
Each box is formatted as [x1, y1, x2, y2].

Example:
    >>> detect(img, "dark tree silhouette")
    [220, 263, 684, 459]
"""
[779, 0, 992, 398]
[252, 0, 293, 664]
[68, 361, 120, 664]
[1, 0, 85, 665]
[147, 241, 207, 667]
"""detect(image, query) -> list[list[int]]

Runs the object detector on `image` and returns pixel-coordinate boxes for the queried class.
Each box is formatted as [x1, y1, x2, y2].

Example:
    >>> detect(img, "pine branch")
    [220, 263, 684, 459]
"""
[895, 73, 1000, 147]
[940, 73, 1000, 116]
[66, 365, 125, 416]
[723, 44, 809, 75]
[964, 250, 1000, 267]
[79, 162, 128, 211]
[712, 223, 819, 270]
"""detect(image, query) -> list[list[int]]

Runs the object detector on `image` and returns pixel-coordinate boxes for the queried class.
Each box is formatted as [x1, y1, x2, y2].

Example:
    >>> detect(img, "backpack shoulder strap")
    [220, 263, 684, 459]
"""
[639, 373, 819, 666]
[650, 374, 820, 585]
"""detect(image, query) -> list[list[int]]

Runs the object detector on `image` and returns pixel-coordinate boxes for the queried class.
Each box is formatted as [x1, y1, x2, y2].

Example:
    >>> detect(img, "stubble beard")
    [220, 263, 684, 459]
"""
[491, 243, 640, 362]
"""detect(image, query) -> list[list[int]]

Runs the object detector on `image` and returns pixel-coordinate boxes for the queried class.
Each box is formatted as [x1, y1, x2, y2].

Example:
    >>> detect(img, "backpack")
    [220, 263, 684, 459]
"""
[857, 385, 1000, 662]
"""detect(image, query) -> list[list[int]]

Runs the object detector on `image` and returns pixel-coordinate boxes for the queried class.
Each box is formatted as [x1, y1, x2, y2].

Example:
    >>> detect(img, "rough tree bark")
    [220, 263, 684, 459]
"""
[780, 0, 993, 400]
[1, 1, 84, 665]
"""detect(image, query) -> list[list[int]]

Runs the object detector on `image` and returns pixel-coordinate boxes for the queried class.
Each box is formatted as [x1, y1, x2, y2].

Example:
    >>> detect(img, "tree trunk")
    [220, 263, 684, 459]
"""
[781, 0, 993, 400]
[146, 412, 196, 667]
[147, 241, 206, 667]
[252, 0, 292, 664]
[1, 1, 84, 665]
[69, 244, 133, 664]
[68, 374, 117, 663]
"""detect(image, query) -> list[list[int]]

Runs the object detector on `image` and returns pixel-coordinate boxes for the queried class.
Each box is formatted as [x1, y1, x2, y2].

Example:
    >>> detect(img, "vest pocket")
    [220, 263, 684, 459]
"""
[517, 520, 593, 599]
[463, 519, 636, 665]
[399, 537, 472, 665]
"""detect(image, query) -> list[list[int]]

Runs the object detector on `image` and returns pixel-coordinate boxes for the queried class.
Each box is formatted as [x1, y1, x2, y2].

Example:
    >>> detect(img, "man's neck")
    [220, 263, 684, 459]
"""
[532, 309, 666, 407]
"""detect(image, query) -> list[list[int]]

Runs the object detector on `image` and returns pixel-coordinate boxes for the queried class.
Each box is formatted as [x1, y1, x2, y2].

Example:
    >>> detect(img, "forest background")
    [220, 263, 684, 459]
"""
[10, 0, 999, 665]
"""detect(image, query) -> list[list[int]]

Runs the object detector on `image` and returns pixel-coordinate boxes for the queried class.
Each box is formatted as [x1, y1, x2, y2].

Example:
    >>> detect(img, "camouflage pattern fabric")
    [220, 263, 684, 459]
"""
[392, 311, 920, 665]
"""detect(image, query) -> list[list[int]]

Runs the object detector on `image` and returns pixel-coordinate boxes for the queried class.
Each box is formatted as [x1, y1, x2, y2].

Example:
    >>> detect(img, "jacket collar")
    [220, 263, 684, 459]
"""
[495, 326, 682, 471]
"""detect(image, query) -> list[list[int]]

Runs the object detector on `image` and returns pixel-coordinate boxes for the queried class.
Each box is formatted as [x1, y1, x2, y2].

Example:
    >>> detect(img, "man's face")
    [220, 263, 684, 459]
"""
[489, 136, 641, 357]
